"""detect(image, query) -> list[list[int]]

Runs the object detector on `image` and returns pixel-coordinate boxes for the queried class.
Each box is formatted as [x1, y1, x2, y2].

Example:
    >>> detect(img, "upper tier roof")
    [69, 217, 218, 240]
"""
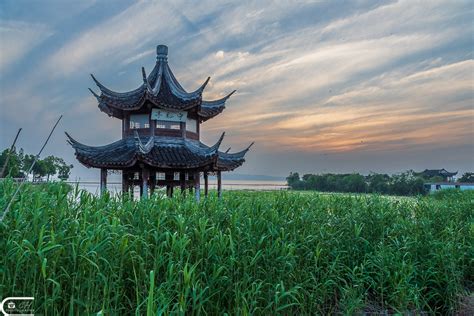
[66, 132, 253, 171]
[417, 169, 458, 177]
[89, 45, 235, 122]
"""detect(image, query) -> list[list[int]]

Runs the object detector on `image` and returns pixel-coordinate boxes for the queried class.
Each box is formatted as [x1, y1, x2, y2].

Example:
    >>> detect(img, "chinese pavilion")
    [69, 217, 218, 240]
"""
[66, 45, 253, 200]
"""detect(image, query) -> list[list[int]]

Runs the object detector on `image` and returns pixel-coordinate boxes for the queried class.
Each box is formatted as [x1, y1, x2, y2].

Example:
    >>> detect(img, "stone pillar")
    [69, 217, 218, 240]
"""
[195, 171, 201, 202]
[217, 170, 222, 199]
[100, 168, 107, 195]
[141, 168, 149, 199]
[204, 172, 209, 197]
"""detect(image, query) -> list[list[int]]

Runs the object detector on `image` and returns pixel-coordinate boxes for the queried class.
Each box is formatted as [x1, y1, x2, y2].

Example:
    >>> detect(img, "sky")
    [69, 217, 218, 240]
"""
[0, 0, 473, 180]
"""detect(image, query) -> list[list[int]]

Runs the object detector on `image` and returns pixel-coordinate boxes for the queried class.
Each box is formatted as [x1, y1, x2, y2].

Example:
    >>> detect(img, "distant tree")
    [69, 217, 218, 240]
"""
[343, 174, 367, 193]
[458, 172, 474, 183]
[55, 157, 73, 181]
[287, 170, 427, 195]
[0, 148, 23, 178]
[287, 172, 300, 186]
[367, 173, 390, 194]
[1, 146, 74, 181]
[42, 156, 57, 181]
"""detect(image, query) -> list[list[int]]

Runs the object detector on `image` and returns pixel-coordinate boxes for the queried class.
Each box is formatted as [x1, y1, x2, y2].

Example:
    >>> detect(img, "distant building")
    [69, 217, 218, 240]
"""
[424, 182, 474, 193]
[416, 169, 458, 182]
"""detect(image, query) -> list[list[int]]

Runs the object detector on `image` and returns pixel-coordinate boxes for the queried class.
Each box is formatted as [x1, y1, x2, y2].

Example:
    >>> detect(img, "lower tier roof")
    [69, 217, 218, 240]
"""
[66, 132, 252, 171]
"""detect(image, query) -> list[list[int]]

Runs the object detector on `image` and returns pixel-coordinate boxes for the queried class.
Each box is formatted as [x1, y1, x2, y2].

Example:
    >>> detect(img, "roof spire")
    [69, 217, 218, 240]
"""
[156, 45, 168, 61]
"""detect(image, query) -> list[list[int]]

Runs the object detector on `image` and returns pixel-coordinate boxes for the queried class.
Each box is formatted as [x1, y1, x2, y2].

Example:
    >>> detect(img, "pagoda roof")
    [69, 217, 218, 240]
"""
[417, 169, 458, 177]
[89, 45, 234, 122]
[65, 132, 252, 171]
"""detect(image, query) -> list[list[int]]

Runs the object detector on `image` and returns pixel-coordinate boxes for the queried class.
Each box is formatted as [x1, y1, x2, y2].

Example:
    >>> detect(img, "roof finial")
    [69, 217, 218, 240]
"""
[156, 45, 168, 61]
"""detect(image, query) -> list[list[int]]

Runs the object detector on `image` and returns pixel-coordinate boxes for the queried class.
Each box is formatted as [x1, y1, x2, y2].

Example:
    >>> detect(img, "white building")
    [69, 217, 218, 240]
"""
[425, 182, 474, 193]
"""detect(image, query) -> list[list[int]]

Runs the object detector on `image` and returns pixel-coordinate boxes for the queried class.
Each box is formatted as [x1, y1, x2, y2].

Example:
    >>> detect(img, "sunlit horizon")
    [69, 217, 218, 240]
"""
[1, 0, 472, 178]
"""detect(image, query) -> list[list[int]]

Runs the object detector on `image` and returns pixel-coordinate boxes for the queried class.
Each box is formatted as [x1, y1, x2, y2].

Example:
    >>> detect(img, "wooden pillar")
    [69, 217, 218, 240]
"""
[194, 171, 200, 202]
[180, 122, 186, 138]
[122, 170, 129, 195]
[204, 172, 209, 197]
[150, 113, 155, 136]
[217, 171, 222, 199]
[100, 168, 107, 195]
[166, 172, 173, 198]
[150, 171, 156, 196]
[141, 168, 149, 199]
[180, 172, 186, 196]
[188, 173, 194, 194]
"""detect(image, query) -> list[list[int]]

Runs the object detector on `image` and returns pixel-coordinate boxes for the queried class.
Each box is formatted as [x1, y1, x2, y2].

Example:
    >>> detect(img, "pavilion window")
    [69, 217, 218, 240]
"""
[130, 114, 149, 129]
[156, 120, 180, 130]
[157, 172, 165, 180]
[186, 117, 197, 133]
[185, 173, 189, 181]
[174, 172, 180, 180]
[133, 172, 139, 180]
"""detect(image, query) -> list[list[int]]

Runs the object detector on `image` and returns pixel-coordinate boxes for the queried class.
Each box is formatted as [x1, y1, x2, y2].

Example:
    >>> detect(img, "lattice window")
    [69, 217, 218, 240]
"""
[156, 120, 180, 130]
[130, 114, 150, 129]
[174, 172, 180, 180]
[157, 172, 165, 180]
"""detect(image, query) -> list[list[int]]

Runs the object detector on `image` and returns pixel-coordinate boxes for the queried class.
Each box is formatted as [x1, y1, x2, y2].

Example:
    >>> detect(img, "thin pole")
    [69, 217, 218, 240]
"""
[1, 128, 22, 177]
[0, 115, 62, 222]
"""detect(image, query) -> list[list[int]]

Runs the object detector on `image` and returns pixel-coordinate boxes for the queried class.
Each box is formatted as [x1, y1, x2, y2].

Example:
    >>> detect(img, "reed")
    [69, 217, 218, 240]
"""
[0, 180, 472, 314]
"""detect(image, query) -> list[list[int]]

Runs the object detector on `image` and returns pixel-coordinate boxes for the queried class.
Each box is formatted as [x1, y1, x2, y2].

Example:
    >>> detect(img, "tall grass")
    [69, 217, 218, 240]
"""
[0, 180, 472, 314]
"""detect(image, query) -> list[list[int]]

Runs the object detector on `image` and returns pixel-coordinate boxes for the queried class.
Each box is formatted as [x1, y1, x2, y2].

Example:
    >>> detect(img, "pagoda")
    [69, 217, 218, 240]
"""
[66, 45, 253, 200]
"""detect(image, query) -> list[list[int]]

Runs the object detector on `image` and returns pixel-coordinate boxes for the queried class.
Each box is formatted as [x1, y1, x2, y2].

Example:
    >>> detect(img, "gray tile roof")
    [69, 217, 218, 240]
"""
[66, 132, 252, 171]
[88, 45, 234, 122]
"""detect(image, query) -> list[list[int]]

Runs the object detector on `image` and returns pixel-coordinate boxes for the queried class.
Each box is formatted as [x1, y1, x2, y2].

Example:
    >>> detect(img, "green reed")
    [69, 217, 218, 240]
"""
[0, 180, 472, 315]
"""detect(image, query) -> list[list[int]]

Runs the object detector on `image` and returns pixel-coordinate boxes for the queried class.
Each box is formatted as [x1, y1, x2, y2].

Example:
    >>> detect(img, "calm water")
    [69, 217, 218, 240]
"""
[68, 179, 288, 196]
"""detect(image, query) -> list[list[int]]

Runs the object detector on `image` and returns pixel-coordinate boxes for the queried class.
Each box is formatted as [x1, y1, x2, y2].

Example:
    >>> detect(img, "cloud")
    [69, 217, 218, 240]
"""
[1, 0, 472, 176]
[0, 21, 53, 73]
[44, 1, 185, 76]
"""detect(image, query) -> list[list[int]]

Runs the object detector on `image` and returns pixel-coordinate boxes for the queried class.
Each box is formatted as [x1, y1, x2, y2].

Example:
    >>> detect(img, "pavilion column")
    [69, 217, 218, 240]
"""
[100, 168, 107, 196]
[122, 171, 129, 196]
[194, 171, 201, 202]
[150, 171, 156, 196]
[204, 172, 209, 197]
[188, 173, 194, 194]
[180, 172, 186, 196]
[141, 168, 149, 199]
[217, 171, 222, 199]
[166, 172, 173, 198]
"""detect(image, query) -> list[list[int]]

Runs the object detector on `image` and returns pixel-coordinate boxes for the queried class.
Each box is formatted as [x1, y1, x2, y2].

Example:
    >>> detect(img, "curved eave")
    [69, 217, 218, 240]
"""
[90, 60, 210, 117]
[215, 141, 254, 171]
[65, 133, 228, 169]
[198, 90, 236, 122]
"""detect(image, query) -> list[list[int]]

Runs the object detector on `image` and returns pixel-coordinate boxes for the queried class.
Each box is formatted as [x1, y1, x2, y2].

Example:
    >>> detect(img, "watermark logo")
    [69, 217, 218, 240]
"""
[0, 297, 34, 316]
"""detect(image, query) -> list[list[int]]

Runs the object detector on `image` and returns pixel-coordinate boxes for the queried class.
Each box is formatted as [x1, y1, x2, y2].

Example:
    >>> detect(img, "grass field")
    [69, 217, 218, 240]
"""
[0, 180, 472, 315]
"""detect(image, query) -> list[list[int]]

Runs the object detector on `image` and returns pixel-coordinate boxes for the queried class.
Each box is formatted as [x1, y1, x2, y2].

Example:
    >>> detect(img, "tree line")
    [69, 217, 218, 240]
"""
[0, 147, 73, 181]
[286, 171, 473, 196]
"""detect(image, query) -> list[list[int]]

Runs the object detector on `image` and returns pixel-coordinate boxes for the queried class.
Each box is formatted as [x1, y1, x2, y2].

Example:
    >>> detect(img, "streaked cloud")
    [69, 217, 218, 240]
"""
[0, 0, 472, 176]
[0, 21, 53, 73]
